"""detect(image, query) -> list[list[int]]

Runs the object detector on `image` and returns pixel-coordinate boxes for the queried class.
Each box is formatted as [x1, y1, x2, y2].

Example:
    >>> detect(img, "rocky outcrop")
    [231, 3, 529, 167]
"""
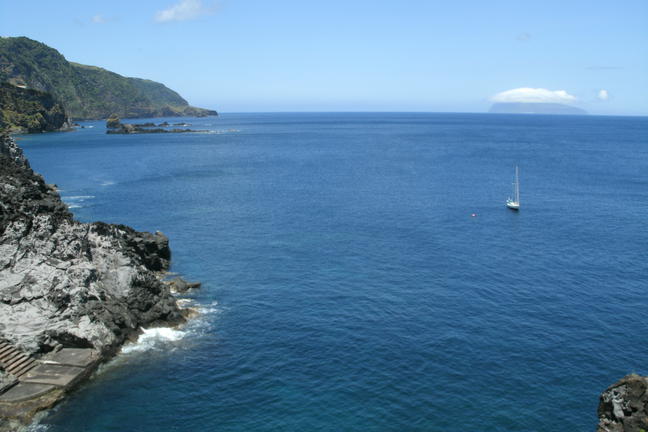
[0, 83, 72, 134]
[105, 116, 205, 134]
[167, 277, 201, 293]
[0, 133, 184, 355]
[0, 133, 192, 428]
[597, 374, 648, 432]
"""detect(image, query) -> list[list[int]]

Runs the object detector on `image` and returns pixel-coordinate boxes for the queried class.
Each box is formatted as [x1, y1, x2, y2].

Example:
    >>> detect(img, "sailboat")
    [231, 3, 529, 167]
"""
[506, 166, 520, 210]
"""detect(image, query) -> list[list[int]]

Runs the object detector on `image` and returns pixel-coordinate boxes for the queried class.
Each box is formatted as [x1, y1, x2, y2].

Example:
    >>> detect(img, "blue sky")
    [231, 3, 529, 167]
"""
[1, 0, 646, 115]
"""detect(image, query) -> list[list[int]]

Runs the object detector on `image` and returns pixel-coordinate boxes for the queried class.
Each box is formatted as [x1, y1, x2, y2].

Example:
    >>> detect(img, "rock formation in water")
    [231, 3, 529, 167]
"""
[0, 133, 192, 428]
[597, 374, 648, 432]
[0, 133, 185, 354]
[105, 116, 205, 134]
[0, 135, 196, 431]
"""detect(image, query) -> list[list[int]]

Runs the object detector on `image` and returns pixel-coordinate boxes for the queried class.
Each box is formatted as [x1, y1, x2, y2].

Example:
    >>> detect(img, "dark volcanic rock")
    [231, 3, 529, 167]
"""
[105, 117, 205, 134]
[167, 277, 201, 293]
[0, 133, 184, 355]
[597, 374, 648, 432]
[105, 115, 121, 129]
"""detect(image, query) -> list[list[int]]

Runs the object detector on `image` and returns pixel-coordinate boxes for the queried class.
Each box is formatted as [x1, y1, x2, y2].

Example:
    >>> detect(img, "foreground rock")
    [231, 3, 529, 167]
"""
[167, 277, 201, 293]
[0, 133, 192, 429]
[597, 374, 648, 432]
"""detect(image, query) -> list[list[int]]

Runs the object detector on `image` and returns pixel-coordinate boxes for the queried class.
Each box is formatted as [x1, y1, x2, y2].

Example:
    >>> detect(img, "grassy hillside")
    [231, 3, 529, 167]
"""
[0, 82, 70, 133]
[128, 77, 187, 107]
[0, 37, 217, 119]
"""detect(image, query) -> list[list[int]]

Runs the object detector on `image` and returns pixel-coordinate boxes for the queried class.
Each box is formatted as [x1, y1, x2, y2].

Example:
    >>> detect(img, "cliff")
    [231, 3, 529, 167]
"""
[0, 133, 190, 428]
[597, 374, 648, 432]
[0, 37, 217, 120]
[0, 83, 71, 133]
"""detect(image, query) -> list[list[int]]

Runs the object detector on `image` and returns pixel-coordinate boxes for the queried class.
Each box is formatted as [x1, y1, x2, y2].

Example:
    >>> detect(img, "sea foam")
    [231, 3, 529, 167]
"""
[62, 195, 95, 200]
[121, 327, 186, 354]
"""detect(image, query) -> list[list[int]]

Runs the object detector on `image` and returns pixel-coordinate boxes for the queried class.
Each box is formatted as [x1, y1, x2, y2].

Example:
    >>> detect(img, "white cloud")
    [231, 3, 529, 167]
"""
[491, 87, 577, 104]
[598, 89, 609, 100]
[516, 32, 531, 41]
[91, 14, 105, 24]
[155, 0, 212, 22]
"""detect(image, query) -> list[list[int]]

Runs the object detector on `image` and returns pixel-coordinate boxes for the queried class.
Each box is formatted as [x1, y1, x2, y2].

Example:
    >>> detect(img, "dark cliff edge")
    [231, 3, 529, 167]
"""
[0, 83, 72, 134]
[597, 374, 648, 432]
[0, 134, 198, 430]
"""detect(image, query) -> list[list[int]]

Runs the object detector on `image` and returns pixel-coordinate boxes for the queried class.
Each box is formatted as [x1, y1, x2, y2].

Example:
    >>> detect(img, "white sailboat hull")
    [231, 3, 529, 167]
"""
[506, 166, 521, 210]
[506, 200, 520, 210]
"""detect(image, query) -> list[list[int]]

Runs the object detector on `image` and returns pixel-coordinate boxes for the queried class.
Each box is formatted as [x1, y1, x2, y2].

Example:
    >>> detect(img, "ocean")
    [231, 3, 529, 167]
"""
[17, 113, 648, 431]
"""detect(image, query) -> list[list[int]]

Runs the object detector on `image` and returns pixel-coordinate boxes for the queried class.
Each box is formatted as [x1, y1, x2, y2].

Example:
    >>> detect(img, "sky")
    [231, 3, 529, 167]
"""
[1, 0, 646, 115]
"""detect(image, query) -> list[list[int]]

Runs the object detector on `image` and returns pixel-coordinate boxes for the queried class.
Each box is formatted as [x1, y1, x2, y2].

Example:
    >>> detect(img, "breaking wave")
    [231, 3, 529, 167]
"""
[62, 195, 95, 210]
[121, 327, 186, 354]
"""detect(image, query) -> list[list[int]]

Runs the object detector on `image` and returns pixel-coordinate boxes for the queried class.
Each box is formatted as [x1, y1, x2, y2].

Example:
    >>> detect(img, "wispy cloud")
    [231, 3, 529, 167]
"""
[491, 88, 577, 104]
[597, 89, 609, 101]
[155, 0, 213, 23]
[586, 66, 623, 71]
[516, 32, 531, 41]
[90, 14, 118, 24]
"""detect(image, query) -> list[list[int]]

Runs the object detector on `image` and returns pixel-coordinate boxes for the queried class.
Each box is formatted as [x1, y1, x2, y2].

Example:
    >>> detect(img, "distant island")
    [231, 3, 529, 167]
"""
[489, 102, 587, 115]
[0, 37, 217, 120]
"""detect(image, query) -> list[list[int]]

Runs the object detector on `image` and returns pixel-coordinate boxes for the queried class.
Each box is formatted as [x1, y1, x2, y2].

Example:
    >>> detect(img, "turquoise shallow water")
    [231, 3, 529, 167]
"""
[17, 113, 648, 431]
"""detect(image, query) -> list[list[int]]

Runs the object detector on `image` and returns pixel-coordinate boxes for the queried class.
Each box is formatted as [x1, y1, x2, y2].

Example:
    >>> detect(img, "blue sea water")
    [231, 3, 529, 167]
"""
[16, 113, 648, 431]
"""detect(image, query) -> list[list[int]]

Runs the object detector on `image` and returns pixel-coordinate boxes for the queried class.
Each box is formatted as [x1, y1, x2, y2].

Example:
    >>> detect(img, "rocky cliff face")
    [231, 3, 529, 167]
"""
[598, 374, 648, 432]
[0, 134, 184, 355]
[0, 83, 71, 133]
[0, 37, 217, 120]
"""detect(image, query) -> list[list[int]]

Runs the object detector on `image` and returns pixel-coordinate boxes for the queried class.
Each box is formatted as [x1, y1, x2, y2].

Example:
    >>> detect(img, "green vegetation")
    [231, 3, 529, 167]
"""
[0, 37, 217, 120]
[0, 82, 69, 133]
[106, 114, 121, 129]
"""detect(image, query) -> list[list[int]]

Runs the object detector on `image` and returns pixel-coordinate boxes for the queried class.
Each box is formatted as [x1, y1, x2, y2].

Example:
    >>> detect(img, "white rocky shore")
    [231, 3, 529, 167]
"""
[0, 134, 196, 430]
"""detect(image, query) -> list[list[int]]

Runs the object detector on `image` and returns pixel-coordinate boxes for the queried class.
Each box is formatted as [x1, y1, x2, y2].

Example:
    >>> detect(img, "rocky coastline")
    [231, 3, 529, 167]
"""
[0, 134, 198, 430]
[597, 374, 648, 432]
[0, 83, 73, 134]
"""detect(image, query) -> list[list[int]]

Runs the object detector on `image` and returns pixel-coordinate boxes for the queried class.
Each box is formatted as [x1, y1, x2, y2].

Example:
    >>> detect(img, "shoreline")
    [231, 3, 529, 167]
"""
[0, 133, 201, 431]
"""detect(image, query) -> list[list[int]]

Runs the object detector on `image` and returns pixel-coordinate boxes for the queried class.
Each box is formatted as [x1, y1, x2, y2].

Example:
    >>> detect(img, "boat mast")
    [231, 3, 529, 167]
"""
[515, 166, 520, 204]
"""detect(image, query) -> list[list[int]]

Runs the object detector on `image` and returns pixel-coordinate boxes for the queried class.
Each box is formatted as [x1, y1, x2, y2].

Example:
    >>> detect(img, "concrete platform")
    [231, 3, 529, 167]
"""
[0, 383, 56, 403]
[19, 364, 85, 387]
[41, 348, 98, 368]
